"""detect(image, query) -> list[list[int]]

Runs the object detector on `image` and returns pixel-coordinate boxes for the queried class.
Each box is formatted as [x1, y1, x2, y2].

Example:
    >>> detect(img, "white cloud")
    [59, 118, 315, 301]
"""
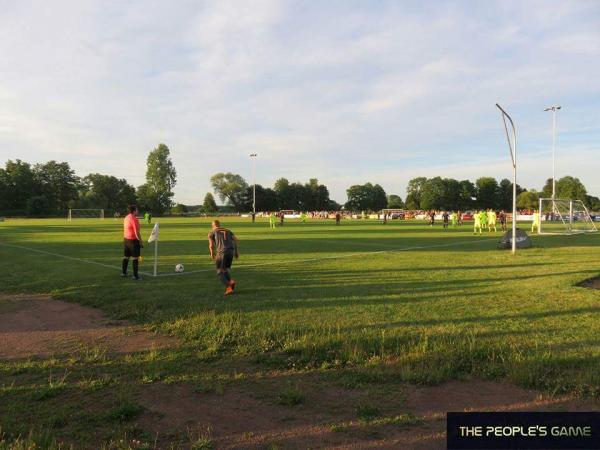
[0, 0, 599, 204]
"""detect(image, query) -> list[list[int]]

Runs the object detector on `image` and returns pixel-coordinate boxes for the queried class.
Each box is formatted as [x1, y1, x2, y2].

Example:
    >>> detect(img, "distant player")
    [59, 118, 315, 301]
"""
[300, 212, 307, 223]
[335, 212, 341, 225]
[457, 210, 463, 226]
[499, 210, 507, 231]
[429, 211, 435, 226]
[480, 209, 487, 230]
[442, 211, 449, 229]
[531, 212, 540, 233]
[487, 209, 497, 232]
[473, 210, 483, 235]
[279, 212, 284, 226]
[269, 213, 276, 229]
[208, 220, 239, 296]
[122, 204, 143, 280]
[451, 211, 458, 227]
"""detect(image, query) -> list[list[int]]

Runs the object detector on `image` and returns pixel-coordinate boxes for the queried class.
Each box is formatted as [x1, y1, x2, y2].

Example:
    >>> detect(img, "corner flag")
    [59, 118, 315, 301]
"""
[148, 223, 159, 243]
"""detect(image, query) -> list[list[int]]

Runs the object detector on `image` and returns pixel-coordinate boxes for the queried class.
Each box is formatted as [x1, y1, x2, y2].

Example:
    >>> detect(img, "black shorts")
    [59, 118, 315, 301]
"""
[124, 239, 141, 258]
[215, 251, 234, 270]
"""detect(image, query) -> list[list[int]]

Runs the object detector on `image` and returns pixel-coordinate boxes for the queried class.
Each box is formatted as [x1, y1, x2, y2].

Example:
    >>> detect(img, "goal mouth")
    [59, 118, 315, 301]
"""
[68, 209, 105, 220]
[538, 198, 598, 235]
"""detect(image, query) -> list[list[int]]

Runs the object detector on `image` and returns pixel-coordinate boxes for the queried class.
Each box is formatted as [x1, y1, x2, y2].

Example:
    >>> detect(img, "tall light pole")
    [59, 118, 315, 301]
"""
[250, 153, 258, 221]
[496, 104, 517, 254]
[544, 105, 561, 199]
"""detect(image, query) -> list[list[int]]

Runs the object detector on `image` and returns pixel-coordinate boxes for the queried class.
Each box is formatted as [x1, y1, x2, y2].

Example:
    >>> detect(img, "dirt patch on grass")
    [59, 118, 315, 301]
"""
[578, 276, 600, 289]
[134, 376, 599, 449]
[0, 294, 177, 359]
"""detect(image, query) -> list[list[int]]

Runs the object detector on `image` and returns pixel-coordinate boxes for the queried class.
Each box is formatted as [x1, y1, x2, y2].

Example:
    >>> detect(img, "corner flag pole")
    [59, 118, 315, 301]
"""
[496, 103, 517, 254]
[148, 222, 160, 276]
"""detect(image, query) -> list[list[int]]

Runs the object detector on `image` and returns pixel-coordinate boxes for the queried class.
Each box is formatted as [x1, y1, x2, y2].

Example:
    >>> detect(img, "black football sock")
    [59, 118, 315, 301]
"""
[218, 272, 228, 286]
[224, 271, 231, 282]
[133, 259, 139, 278]
[122, 258, 129, 274]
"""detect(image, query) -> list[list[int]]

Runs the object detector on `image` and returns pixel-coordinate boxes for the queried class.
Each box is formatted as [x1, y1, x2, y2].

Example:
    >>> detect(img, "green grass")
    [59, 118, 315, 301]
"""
[1, 216, 600, 446]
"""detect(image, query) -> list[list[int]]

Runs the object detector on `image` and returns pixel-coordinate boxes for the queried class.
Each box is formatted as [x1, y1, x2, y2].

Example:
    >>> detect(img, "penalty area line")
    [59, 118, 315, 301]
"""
[155, 236, 499, 277]
[0, 241, 153, 277]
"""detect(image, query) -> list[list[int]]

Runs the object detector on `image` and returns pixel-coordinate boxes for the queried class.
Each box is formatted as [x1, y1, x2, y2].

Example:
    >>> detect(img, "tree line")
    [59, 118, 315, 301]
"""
[209, 173, 341, 212]
[402, 175, 600, 212]
[2, 147, 599, 216]
[0, 144, 177, 216]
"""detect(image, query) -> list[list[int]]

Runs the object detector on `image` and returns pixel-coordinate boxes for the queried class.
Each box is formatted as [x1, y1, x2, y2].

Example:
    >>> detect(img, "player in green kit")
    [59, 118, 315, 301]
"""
[269, 213, 276, 229]
[473, 211, 483, 235]
[480, 210, 487, 230]
[531, 212, 540, 233]
[451, 211, 458, 227]
[300, 212, 307, 223]
[487, 209, 497, 232]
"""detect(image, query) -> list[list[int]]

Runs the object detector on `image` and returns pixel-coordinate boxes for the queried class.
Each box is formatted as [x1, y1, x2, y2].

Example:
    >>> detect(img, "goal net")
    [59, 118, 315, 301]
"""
[538, 198, 597, 235]
[68, 209, 105, 220]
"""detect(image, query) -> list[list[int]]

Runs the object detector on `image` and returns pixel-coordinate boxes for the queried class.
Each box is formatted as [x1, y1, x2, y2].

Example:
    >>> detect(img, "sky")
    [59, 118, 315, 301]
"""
[1, 0, 599, 204]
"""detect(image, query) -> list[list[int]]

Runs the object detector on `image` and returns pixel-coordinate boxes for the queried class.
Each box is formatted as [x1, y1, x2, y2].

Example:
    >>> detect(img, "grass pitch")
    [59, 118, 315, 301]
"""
[1, 217, 599, 447]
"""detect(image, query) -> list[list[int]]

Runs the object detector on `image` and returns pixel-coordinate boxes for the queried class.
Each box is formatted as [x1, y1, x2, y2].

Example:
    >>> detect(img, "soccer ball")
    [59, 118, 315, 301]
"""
[175, 263, 184, 273]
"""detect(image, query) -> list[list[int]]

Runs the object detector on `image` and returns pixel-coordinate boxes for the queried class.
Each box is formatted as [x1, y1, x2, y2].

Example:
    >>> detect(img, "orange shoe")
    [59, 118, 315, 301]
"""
[229, 279, 236, 291]
[225, 286, 234, 296]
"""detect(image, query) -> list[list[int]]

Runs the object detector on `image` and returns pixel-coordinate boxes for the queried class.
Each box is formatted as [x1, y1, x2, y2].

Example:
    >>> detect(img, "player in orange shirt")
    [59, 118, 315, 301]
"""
[122, 204, 143, 280]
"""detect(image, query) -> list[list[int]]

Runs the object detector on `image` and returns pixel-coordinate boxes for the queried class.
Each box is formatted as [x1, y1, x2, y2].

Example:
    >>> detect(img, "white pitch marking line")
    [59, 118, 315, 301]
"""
[0, 241, 153, 276]
[154, 237, 499, 277]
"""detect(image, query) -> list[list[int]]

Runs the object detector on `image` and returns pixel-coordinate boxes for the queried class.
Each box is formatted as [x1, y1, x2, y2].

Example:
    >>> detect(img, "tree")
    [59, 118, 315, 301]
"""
[210, 173, 248, 211]
[26, 195, 50, 216]
[33, 161, 79, 211]
[541, 176, 587, 201]
[345, 183, 386, 212]
[136, 183, 153, 212]
[458, 180, 476, 210]
[387, 195, 404, 209]
[585, 195, 600, 211]
[420, 177, 446, 210]
[475, 177, 499, 209]
[143, 144, 177, 214]
[556, 176, 587, 201]
[405, 177, 428, 209]
[243, 185, 279, 211]
[0, 168, 8, 211]
[517, 191, 539, 210]
[3, 160, 38, 210]
[274, 178, 293, 209]
[541, 178, 553, 198]
[371, 184, 388, 211]
[78, 173, 136, 212]
[171, 203, 188, 214]
[404, 192, 420, 210]
[345, 184, 372, 211]
[203, 193, 218, 213]
[498, 178, 525, 211]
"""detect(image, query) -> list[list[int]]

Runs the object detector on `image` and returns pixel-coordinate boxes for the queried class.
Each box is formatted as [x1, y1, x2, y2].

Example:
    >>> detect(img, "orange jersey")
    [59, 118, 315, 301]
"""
[123, 213, 140, 240]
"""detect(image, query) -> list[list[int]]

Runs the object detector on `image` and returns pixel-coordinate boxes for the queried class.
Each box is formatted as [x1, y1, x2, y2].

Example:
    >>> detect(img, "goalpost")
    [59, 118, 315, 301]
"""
[68, 209, 105, 221]
[538, 198, 597, 235]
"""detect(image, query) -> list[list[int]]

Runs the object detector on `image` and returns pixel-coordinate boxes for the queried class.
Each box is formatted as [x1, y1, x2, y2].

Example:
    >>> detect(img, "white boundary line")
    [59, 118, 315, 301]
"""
[0, 241, 153, 276]
[0, 236, 498, 279]
[154, 237, 499, 277]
